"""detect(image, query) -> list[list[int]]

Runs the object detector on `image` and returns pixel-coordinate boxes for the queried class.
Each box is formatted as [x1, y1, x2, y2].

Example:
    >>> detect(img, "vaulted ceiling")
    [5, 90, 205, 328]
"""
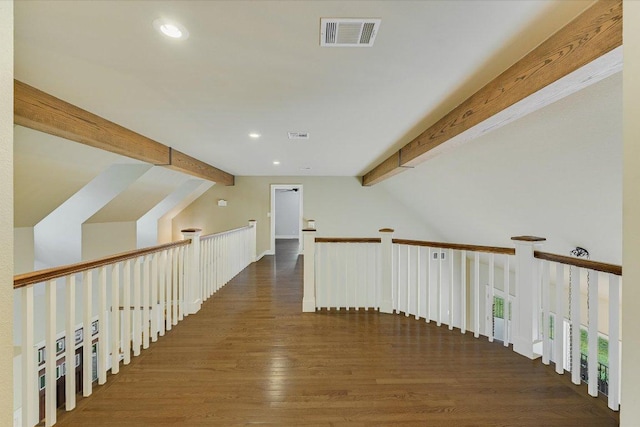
[14, 0, 596, 177]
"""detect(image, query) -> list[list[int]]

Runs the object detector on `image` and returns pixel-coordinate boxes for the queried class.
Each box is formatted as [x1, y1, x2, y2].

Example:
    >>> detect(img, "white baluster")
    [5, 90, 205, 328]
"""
[426, 248, 433, 323]
[151, 254, 159, 342]
[82, 271, 93, 396]
[449, 249, 454, 330]
[587, 270, 599, 397]
[45, 279, 57, 427]
[608, 274, 620, 410]
[488, 254, 495, 342]
[173, 247, 179, 324]
[65, 275, 76, 411]
[178, 246, 185, 321]
[133, 258, 142, 357]
[111, 263, 120, 374]
[165, 248, 173, 331]
[474, 252, 480, 338]
[21, 285, 36, 427]
[143, 256, 151, 349]
[541, 261, 550, 365]
[158, 251, 166, 337]
[555, 263, 564, 373]
[437, 248, 442, 327]
[415, 247, 421, 320]
[302, 229, 317, 312]
[571, 266, 581, 385]
[122, 260, 131, 365]
[504, 255, 510, 346]
[98, 266, 108, 384]
[460, 250, 466, 334]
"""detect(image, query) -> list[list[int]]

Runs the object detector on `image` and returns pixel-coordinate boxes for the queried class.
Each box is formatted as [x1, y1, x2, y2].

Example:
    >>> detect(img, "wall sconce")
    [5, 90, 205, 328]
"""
[217, 199, 227, 207]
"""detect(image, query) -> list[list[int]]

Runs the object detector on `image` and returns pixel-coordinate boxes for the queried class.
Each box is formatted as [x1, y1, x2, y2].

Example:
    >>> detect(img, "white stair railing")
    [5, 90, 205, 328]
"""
[303, 227, 621, 412]
[14, 221, 257, 427]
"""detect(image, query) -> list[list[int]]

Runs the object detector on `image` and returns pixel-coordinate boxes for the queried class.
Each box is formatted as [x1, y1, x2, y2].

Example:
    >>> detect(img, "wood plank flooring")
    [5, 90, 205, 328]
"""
[55, 239, 619, 426]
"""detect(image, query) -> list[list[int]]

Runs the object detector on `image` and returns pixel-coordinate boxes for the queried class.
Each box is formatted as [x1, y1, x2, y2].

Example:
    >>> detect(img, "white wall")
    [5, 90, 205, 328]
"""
[275, 190, 300, 238]
[13, 227, 33, 275]
[622, 1, 640, 424]
[0, 1, 14, 424]
[380, 72, 622, 265]
[172, 176, 443, 257]
[81, 222, 137, 261]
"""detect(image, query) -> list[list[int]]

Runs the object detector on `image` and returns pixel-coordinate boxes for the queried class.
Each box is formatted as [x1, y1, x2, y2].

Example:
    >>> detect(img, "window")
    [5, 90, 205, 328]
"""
[37, 348, 45, 365]
[75, 328, 83, 345]
[56, 338, 65, 354]
[38, 374, 45, 390]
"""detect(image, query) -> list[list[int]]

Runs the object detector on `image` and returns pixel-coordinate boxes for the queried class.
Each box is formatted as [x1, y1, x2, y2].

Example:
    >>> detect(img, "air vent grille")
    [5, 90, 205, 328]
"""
[320, 18, 381, 47]
[288, 132, 309, 140]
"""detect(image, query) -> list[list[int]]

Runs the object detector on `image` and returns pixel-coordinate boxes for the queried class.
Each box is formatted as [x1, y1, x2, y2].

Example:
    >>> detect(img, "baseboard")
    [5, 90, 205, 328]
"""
[256, 250, 272, 261]
[275, 235, 299, 239]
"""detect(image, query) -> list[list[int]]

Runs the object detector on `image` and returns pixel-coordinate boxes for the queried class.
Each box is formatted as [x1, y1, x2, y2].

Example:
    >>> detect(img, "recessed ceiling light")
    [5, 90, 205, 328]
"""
[273, 161, 280, 165]
[153, 19, 189, 40]
[249, 133, 261, 139]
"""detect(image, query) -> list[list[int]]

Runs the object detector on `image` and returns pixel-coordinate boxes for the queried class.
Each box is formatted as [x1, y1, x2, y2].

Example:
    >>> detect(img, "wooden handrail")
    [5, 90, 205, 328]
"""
[200, 225, 252, 240]
[393, 239, 515, 255]
[534, 251, 622, 276]
[13, 239, 191, 289]
[315, 238, 382, 244]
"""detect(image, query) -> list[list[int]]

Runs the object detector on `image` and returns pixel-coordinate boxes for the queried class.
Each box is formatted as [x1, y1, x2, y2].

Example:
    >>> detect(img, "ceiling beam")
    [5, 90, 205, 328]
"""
[14, 80, 235, 185]
[362, 0, 622, 186]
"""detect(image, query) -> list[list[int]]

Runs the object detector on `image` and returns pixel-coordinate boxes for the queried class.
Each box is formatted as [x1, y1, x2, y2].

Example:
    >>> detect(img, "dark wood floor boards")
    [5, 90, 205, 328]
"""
[54, 239, 618, 426]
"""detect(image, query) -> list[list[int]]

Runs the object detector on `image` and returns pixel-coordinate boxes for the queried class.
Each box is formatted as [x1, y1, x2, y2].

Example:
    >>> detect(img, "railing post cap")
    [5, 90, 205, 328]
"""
[302, 228, 316, 232]
[379, 228, 395, 233]
[511, 235, 546, 242]
[181, 228, 203, 233]
[248, 219, 256, 222]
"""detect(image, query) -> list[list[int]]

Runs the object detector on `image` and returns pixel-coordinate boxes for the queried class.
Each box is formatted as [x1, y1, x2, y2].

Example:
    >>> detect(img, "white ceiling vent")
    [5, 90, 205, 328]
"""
[288, 132, 309, 140]
[320, 18, 381, 47]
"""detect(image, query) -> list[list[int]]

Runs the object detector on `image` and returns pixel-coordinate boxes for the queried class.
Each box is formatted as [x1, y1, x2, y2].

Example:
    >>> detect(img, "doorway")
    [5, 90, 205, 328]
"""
[270, 184, 303, 255]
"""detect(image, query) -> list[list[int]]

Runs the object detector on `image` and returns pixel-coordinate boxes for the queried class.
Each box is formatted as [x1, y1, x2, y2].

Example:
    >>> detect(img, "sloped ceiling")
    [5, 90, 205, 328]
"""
[380, 72, 622, 265]
[13, 0, 594, 176]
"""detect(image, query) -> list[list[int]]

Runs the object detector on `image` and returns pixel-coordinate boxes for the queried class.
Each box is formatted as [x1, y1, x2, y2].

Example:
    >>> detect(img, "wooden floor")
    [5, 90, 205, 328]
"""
[56, 239, 619, 426]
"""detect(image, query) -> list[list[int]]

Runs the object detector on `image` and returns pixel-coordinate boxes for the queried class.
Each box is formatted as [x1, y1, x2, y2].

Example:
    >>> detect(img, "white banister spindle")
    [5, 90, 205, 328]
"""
[608, 274, 620, 410]
[449, 249, 454, 330]
[474, 252, 480, 338]
[133, 258, 142, 357]
[178, 246, 185, 321]
[143, 256, 151, 349]
[151, 254, 159, 342]
[570, 266, 581, 385]
[379, 229, 394, 314]
[415, 247, 421, 320]
[172, 249, 178, 325]
[437, 248, 442, 327]
[541, 261, 550, 365]
[21, 285, 36, 427]
[82, 270, 93, 396]
[503, 255, 510, 346]
[426, 248, 432, 323]
[460, 250, 466, 334]
[554, 263, 564, 374]
[487, 254, 495, 342]
[587, 270, 599, 397]
[165, 248, 172, 331]
[111, 263, 120, 375]
[158, 251, 166, 337]
[302, 228, 317, 312]
[123, 260, 131, 365]
[98, 266, 108, 384]
[45, 279, 57, 427]
[65, 275, 76, 411]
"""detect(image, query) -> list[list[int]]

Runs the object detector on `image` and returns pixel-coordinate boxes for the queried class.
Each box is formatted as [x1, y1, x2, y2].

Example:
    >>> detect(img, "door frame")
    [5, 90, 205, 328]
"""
[270, 184, 303, 254]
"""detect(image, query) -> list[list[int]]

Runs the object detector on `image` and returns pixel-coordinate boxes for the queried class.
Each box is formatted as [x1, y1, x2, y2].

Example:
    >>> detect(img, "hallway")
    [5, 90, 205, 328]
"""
[54, 239, 618, 426]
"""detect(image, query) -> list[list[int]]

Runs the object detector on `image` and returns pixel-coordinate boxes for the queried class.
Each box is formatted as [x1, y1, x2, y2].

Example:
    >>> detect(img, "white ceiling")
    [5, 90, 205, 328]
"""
[14, 0, 594, 177]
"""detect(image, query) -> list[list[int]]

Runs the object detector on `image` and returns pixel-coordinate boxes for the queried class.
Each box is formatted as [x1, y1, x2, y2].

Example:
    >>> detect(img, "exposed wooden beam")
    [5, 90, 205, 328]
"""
[167, 148, 234, 186]
[362, 0, 622, 186]
[14, 80, 235, 185]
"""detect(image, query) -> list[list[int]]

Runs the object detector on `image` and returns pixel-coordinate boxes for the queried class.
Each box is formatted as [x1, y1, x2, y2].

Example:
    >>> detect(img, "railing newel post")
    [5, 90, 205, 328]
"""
[511, 235, 546, 359]
[181, 228, 203, 315]
[379, 228, 394, 314]
[249, 220, 257, 262]
[303, 228, 317, 312]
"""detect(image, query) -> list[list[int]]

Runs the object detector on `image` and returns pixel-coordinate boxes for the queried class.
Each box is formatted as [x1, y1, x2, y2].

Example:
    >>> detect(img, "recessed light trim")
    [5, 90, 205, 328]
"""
[273, 161, 281, 165]
[249, 133, 261, 139]
[153, 19, 189, 40]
